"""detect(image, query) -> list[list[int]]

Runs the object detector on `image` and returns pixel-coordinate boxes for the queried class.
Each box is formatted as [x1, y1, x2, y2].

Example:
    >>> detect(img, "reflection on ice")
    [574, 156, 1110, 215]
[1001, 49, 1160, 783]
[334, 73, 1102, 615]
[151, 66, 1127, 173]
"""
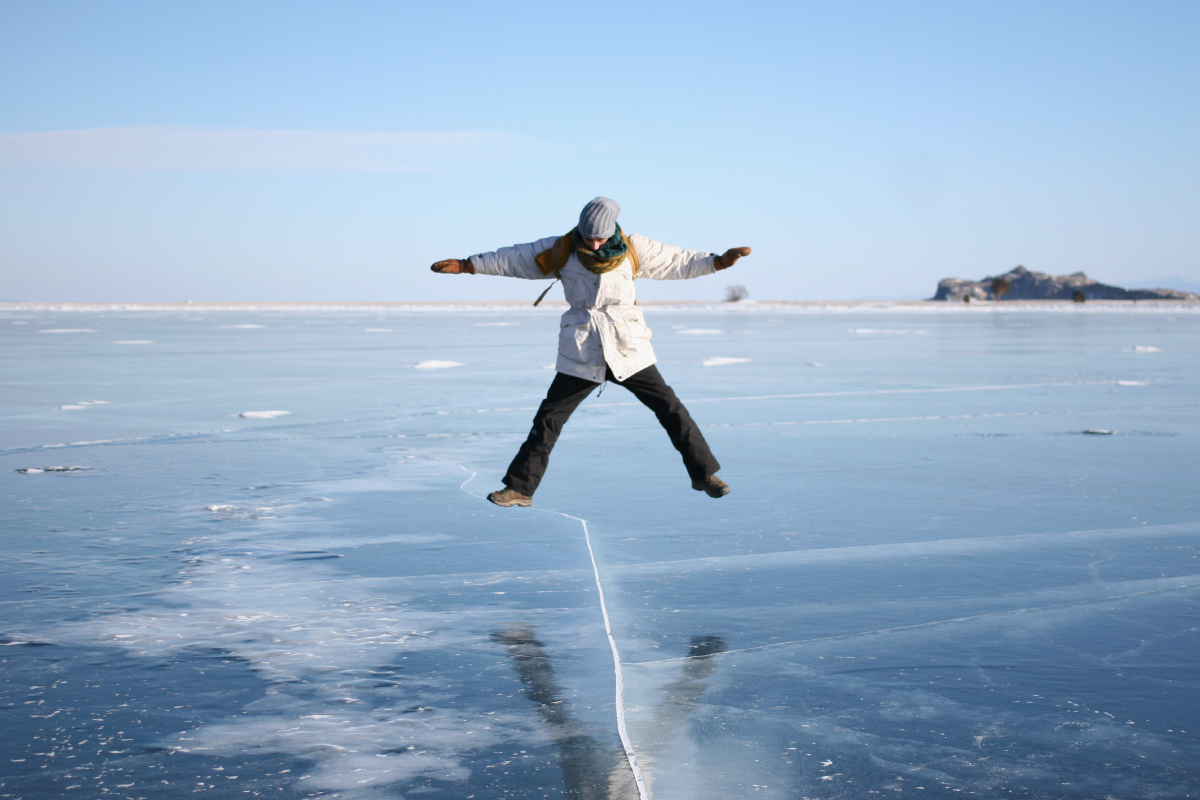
[629, 636, 727, 796]
[494, 625, 638, 800]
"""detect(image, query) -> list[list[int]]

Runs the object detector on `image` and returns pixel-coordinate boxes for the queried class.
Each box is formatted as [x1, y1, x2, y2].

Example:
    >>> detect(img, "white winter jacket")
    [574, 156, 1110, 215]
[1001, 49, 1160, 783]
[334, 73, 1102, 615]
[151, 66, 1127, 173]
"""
[469, 234, 717, 383]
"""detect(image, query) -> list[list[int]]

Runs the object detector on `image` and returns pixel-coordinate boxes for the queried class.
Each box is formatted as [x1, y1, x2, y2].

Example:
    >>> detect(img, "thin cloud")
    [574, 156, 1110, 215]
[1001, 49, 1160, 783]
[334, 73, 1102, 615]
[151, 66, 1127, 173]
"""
[0, 126, 558, 172]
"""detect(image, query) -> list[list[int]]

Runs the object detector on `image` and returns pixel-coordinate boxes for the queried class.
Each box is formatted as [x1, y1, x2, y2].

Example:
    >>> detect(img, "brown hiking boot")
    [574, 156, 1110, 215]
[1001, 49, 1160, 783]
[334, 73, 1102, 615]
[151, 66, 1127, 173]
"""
[692, 475, 730, 498]
[488, 487, 532, 508]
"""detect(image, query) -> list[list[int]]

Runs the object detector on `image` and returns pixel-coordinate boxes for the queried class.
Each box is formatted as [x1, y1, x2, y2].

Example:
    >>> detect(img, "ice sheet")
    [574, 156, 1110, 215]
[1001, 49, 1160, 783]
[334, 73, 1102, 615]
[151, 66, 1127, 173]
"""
[1, 303, 1197, 799]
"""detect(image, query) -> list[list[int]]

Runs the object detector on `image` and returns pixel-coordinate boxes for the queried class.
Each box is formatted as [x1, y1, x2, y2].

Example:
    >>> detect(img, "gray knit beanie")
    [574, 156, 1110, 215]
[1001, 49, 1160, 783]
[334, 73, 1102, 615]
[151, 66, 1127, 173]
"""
[578, 197, 621, 240]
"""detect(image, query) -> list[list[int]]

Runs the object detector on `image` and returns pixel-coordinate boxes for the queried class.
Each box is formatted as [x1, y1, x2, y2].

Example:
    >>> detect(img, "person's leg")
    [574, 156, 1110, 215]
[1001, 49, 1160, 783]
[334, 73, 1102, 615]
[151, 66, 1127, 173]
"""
[502, 372, 600, 496]
[611, 364, 721, 481]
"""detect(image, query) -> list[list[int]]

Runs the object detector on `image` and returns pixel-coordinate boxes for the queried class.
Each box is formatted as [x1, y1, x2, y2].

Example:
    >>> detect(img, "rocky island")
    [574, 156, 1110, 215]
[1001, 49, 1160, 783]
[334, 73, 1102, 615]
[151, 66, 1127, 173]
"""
[933, 266, 1198, 302]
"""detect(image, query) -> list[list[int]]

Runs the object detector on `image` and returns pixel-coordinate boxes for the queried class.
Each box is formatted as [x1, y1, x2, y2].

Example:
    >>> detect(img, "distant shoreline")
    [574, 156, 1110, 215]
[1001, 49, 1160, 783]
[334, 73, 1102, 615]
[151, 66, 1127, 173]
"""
[2, 299, 1198, 313]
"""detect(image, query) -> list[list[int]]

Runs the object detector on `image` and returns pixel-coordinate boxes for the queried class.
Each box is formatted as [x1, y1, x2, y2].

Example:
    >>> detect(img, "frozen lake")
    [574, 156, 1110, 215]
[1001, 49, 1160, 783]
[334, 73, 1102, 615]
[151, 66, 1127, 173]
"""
[2, 302, 1198, 799]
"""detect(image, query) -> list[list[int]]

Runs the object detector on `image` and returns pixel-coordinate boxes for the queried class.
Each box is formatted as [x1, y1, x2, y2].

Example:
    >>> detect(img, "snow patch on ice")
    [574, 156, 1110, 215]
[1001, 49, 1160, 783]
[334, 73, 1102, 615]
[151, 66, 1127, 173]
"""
[16, 466, 90, 474]
[236, 410, 291, 419]
[1125, 346, 1162, 353]
[364, 328, 393, 332]
[414, 360, 465, 369]
[220, 324, 265, 329]
[38, 328, 96, 333]
[677, 329, 723, 334]
[1117, 380, 1148, 386]
[702, 357, 751, 367]
[475, 322, 518, 327]
[113, 340, 153, 344]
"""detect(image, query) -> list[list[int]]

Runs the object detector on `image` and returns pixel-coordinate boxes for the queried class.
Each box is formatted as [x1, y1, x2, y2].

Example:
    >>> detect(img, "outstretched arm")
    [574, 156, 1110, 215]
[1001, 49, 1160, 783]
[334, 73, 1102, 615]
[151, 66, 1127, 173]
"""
[429, 237, 559, 280]
[633, 234, 753, 280]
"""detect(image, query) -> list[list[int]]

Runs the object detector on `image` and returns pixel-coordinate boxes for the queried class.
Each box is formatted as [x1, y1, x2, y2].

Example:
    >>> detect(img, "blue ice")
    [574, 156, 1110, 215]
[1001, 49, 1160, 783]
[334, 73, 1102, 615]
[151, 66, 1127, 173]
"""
[1, 302, 1198, 799]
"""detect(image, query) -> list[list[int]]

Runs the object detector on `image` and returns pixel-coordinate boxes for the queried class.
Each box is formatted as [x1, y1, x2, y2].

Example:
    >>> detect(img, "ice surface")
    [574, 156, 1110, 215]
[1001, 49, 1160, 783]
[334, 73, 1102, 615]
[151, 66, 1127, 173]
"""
[1, 302, 1198, 799]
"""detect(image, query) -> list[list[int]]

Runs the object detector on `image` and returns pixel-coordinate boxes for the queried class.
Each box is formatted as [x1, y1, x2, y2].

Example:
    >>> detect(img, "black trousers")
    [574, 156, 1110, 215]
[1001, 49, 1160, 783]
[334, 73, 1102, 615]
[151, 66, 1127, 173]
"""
[503, 364, 720, 496]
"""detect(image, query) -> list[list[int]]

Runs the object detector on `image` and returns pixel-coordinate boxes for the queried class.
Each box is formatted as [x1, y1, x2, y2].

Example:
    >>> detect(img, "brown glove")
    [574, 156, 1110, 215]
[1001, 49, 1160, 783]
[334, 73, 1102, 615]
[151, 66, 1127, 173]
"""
[714, 247, 752, 270]
[430, 258, 475, 274]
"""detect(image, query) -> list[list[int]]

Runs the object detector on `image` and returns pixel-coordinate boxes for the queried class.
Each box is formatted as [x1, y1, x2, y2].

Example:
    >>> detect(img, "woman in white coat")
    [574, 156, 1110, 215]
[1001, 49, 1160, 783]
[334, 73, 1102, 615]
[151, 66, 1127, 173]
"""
[431, 197, 751, 507]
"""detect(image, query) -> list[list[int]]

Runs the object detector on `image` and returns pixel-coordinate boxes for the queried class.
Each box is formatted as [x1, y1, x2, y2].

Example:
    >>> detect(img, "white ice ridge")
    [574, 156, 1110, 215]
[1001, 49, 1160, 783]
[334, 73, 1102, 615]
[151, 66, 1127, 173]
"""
[849, 328, 928, 334]
[614, 520, 1200, 577]
[423, 379, 1141, 418]
[702, 357, 751, 367]
[684, 378, 1130, 404]
[236, 410, 291, 419]
[628, 575, 1196, 666]
[457, 468, 650, 800]
[706, 402, 1180, 428]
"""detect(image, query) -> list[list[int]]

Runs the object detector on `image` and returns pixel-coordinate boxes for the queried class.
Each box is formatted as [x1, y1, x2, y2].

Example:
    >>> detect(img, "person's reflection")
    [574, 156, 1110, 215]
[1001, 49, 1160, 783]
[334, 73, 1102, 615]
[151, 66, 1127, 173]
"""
[492, 625, 638, 800]
[634, 635, 728, 793]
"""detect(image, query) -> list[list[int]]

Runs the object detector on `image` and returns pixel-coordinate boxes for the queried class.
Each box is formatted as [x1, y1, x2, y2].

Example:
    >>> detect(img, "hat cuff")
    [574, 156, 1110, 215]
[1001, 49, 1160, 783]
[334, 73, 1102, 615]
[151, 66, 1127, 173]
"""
[579, 223, 616, 239]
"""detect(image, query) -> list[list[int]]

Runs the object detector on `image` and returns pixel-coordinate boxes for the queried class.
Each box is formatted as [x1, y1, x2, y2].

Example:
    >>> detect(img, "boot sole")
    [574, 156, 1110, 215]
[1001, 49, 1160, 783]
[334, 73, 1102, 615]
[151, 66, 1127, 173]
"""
[691, 480, 731, 498]
[488, 493, 531, 508]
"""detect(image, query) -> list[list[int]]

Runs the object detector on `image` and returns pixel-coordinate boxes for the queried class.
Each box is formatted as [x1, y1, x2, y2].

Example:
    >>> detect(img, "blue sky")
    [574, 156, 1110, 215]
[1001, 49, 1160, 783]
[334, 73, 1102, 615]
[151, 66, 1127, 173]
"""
[1, 0, 1197, 301]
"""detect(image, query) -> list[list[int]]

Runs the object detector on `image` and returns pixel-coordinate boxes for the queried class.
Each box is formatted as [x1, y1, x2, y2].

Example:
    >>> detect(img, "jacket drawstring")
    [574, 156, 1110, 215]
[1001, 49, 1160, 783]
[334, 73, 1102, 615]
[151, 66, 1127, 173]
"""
[533, 269, 562, 307]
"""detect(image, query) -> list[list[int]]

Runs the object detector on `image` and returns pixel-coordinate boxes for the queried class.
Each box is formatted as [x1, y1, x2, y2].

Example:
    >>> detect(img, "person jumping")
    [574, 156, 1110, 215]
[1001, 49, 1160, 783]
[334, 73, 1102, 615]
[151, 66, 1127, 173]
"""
[430, 197, 751, 508]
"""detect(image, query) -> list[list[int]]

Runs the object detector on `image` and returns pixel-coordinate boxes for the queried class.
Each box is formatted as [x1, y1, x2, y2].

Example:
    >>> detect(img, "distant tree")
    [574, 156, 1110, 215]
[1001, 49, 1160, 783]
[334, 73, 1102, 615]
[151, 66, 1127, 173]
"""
[991, 278, 1011, 300]
[724, 284, 749, 302]
[1072, 290, 1086, 303]
[963, 294, 971, 303]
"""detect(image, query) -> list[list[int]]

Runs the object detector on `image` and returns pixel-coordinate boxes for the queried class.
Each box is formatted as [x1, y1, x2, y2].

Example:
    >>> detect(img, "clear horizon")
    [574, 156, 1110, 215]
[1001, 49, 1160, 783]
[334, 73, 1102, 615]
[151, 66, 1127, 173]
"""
[2, 1, 1198, 302]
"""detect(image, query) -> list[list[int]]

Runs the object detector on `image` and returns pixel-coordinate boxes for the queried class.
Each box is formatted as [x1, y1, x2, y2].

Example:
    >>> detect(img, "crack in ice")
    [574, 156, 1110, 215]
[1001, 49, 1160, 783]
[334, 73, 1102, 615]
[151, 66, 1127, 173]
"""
[457, 466, 650, 800]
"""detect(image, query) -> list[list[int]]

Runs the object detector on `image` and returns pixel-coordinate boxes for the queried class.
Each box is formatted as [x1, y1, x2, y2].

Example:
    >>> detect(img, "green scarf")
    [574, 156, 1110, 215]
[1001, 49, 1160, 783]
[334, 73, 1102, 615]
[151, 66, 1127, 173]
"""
[574, 224, 629, 275]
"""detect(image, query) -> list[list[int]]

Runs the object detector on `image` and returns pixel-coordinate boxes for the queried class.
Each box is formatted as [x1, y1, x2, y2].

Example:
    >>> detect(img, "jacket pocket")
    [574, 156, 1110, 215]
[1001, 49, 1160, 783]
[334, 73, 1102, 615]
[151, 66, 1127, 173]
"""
[558, 323, 595, 364]
[611, 308, 651, 356]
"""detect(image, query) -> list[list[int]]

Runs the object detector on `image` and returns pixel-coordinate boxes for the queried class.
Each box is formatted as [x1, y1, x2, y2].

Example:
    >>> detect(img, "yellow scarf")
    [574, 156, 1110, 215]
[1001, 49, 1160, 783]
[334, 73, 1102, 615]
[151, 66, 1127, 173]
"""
[534, 227, 640, 279]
